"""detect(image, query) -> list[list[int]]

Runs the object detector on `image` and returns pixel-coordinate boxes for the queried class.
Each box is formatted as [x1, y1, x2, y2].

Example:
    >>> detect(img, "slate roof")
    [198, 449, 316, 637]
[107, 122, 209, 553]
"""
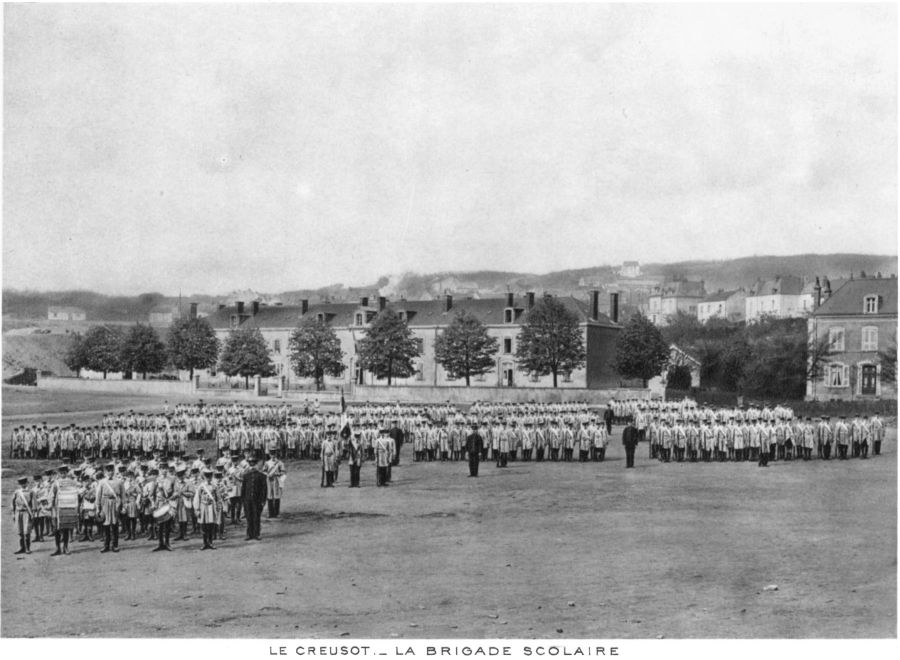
[812, 277, 898, 317]
[206, 295, 618, 331]
[701, 289, 743, 304]
[748, 275, 804, 297]
[653, 281, 706, 298]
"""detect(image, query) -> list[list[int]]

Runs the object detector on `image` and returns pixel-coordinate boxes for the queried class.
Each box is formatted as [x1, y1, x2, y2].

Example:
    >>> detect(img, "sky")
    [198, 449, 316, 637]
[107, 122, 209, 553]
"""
[2, 3, 897, 296]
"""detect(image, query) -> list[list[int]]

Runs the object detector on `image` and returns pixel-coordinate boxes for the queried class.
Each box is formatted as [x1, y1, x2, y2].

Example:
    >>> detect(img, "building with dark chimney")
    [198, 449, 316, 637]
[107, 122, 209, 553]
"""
[205, 292, 622, 389]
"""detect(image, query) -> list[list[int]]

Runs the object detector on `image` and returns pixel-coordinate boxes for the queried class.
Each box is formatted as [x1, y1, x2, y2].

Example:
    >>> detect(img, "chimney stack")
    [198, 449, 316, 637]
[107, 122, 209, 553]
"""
[609, 293, 619, 324]
[506, 292, 514, 308]
[251, 301, 260, 316]
[379, 296, 386, 311]
[813, 277, 822, 309]
[236, 301, 245, 316]
[361, 296, 369, 307]
[300, 299, 309, 314]
[823, 277, 832, 298]
[189, 302, 198, 319]
[445, 294, 453, 312]
[526, 291, 535, 309]
[590, 290, 600, 321]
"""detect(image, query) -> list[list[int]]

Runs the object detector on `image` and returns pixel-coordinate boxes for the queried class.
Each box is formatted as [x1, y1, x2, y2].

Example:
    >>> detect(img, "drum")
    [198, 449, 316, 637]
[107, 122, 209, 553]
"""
[153, 503, 173, 524]
[57, 490, 79, 528]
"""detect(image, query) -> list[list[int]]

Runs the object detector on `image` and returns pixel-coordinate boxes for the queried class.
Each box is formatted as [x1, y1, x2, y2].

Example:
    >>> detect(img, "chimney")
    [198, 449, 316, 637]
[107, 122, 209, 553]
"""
[378, 296, 386, 311]
[526, 291, 535, 309]
[506, 292, 514, 308]
[609, 293, 619, 324]
[236, 301, 244, 316]
[251, 301, 260, 316]
[445, 294, 453, 312]
[360, 296, 369, 308]
[824, 277, 832, 298]
[590, 290, 600, 321]
[300, 299, 309, 314]
[813, 277, 822, 309]
[217, 304, 226, 312]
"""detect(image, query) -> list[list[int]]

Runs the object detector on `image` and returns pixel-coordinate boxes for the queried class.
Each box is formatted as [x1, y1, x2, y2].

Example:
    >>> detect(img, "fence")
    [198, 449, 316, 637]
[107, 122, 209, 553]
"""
[666, 388, 897, 418]
[349, 384, 650, 405]
[36, 376, 194, 396]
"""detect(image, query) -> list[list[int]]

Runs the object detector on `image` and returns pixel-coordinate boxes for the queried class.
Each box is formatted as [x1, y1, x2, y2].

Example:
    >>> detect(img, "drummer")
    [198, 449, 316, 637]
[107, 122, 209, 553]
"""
[51, 465, 78, 556]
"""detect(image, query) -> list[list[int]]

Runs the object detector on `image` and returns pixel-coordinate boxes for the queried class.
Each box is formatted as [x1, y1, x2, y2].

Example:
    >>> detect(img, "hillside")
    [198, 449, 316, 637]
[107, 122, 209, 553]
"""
[2, 333, 76, 380]
[2, 253, 895, 321]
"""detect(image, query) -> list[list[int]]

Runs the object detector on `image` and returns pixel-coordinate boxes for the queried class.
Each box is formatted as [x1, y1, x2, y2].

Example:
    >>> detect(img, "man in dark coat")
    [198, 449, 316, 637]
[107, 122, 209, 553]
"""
[389, 420, 404, 467]
[464, 423, 484, 477]
[241, 457, 268, 540]
[603, 404, 614, 436]
[622, 421, 639, 469]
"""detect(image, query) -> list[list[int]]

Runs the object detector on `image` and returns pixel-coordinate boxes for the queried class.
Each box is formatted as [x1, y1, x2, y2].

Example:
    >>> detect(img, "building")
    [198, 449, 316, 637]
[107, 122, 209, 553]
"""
[649, 344, 702, 396]
[149, 307, 177, 326]
[799, 277, 847, 316]
[619, 261, 641, 278]
[806, 275, 897, 401]
[646, 280, 707, 326]
[47, 306, 86, 322]
[697, 289, 746, 324]
[206, 292, 623, 389]
[744, 275, 806, 322]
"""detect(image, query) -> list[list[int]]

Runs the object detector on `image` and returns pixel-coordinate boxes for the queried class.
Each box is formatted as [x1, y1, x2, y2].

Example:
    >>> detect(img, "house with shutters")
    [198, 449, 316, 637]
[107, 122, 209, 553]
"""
[204, 292, 623, 389]
[646, 280, 707, 326]
[806, 274, 897, 401]
[697, 289, 747, 324]
[745, 275, 806, 322]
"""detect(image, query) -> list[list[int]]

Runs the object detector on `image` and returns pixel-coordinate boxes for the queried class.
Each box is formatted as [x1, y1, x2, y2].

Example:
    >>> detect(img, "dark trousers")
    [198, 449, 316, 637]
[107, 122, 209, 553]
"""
[244, 501, 262, 539]
[468, 457, 480, 477]
[625, 446, 635, 468]
[376, 466, 388, 486]
[350, 464, 361, 487]
[874, 440, 882, 455]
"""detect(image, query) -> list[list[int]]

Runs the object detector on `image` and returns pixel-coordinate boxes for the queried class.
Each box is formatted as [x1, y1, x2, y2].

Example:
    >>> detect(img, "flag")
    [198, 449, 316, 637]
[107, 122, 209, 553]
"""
[340, 387, 346, 414]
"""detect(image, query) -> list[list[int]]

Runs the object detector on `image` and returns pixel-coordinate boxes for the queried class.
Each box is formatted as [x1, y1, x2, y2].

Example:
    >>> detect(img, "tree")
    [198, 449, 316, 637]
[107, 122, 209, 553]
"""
[878, 331, 897, 384]
[167, 317, 220, 380]
[666, 364, 693, 390]
[120, 324, 168, 379]
[434, 310, 499, 386]
[64, 333, 89, 377]
[356, 309, 420, 385]
[219, 326, 276, 389]
[80, 325, 126, 379]
[288, 316, 346, 391]
[614, 312, 669, 386]
[515, 296, 586, 388]
[737, 317, 810, 399]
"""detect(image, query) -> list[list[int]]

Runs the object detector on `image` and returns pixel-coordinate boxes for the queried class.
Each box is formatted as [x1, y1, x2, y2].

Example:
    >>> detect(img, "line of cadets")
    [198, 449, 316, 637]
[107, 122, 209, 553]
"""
[10, 446, 285, 556]
[633, 400, 887, 466]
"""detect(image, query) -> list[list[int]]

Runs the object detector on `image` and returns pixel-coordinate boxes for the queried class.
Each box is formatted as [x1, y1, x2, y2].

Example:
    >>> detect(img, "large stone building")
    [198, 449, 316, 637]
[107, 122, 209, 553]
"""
[697, 289, 746, 324]
[806, 275, 897, 401]
[745, 275, 806, 322]
[206, 292, 622, 390]
[646, 280, 707, 326]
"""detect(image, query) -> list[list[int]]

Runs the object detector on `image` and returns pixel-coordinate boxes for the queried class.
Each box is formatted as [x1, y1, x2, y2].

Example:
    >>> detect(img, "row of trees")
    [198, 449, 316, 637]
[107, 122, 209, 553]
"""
[63, 298, 595, 389]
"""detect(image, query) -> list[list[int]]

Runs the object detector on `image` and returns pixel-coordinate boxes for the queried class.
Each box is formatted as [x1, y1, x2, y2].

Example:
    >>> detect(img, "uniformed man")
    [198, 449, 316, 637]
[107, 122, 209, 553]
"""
[193, 469, 221, 550]
[374, 429, 392, 487]
[347, 432, 364, 487]
[464, 423, 484, 477]
[11, 476, 33, 554]
[241, 456, 268, 540]
[97, 463, 122, 553]
[622, 420, 639, 469]
[265, 453, 285, 517]
[51, 465, 79, 556]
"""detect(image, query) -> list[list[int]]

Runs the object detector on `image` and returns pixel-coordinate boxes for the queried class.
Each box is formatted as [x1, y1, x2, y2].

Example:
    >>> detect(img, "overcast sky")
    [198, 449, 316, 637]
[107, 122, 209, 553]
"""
[3, 3, 896, 296]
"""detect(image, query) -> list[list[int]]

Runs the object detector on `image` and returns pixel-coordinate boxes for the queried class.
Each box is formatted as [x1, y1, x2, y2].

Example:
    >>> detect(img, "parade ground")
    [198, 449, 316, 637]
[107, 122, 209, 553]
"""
[1, 387, 896, 638]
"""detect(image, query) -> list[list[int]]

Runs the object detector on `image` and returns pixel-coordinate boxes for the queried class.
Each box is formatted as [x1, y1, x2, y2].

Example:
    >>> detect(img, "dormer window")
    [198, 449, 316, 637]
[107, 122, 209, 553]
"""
[230, 314, 239, 328]
[317, 313, 325, 322]
[504, 309, 513, 323]
[864, 295, 879, 314]
[355, 313, 363, 326]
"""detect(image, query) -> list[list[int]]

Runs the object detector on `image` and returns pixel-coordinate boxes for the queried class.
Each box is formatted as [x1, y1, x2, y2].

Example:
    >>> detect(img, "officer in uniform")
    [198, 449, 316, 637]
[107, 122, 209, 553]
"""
[622, 420, 639, 468]
[241, 456, 267, 540]
[464, 423, 484, 477]
[12, 476, 33, 554]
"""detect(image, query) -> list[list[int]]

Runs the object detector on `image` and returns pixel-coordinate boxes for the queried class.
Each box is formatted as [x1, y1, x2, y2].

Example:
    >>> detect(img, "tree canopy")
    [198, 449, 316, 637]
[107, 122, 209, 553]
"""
[167, 317, 220, 380]
[120, 323, 168, 379]
[514, 296, 586, 388]
[79, 325, 126, 379]
[288, 316, 345, 390]
[356, 309, 420, 385]
[219, 325, 276, 388]
[614, 312, 669, 386]
[434, 310, 499, 386]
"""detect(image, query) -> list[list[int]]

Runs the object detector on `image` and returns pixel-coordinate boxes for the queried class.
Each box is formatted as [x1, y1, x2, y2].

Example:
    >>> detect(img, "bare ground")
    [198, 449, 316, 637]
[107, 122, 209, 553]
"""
[1, 388, 896, 638]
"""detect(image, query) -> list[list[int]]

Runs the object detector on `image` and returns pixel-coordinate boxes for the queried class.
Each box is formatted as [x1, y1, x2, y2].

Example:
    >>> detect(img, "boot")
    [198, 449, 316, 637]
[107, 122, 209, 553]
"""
[52, 532, 63, 556]
[101, 527, 111, 553]
[25, 535, 32, 554]
[15, 536, 26, 555]
[175, 522, 186, 541]
[112, 526, 120, 551]
[63, 531, 71, 555]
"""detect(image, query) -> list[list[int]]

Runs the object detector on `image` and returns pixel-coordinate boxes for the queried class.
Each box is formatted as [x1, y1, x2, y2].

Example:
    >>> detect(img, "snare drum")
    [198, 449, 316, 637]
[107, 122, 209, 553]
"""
[153, 503, 173, 524]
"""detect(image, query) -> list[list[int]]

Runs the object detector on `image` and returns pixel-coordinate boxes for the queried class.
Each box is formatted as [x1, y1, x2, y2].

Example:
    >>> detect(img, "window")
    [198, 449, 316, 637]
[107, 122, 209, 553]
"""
[275, 363, 283, 375]
[316, 313, 325, 322]
[474, 372, 486, 383]
[503, 338, 512, 354]
[273, 340, 281, 354]
[861, 327, 878, 351]
[230, 314, 238, 329]
[562, 371, 573, 383]
[504, 309, 513, 323]
[828, 327, 845, 352]
[355, 313, 363, 326]
[415, 338, 424, 353]
[827, 363, 848, 388]
[414, 362, 424, 381]
[864, 295, 879, 314]
[530, 372, 540, 383]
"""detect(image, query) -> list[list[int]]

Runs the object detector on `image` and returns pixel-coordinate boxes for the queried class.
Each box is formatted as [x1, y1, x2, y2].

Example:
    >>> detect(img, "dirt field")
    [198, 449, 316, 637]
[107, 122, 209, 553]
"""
[1, 388, 896, 638]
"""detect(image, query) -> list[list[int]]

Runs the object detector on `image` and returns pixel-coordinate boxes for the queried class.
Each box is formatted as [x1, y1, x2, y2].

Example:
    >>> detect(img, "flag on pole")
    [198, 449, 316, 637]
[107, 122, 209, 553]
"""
[340, 387, 346, 414]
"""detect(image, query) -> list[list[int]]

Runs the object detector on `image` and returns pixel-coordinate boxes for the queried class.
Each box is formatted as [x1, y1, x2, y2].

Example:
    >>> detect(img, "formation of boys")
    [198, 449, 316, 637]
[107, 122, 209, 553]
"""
[9, 398, 889, 556]
[9, 448, 281, 556]
[635, 400, 887, 466]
